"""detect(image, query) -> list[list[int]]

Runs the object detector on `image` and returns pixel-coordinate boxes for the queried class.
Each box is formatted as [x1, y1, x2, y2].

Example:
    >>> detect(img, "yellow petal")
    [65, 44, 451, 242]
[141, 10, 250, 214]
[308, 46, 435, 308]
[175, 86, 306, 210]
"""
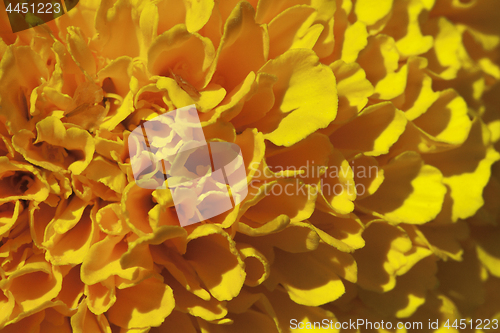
[270, 243, 354, 306]
[148, 24, 215, 90]
[0, 158, 50, 204]
[81, 235, 151, 286]
[151, 244, 210, 300]
[383, 0, 433, 57]
[44, 205, 98, 266]
[200, 72, 255, 124]
[265, 132, 333, 183]
[94, 0, 141, 59]
[350, 154, 385, 199]
[318, 149, 356, 215]
[57, 265, 85, 311]
[309, 210, 366, 251]
[139, 2, 159, 59]
[97, 56, 133, 101]
[161, 269, 227, 321]
[254, 0, 303, 24]
[151, 310, 198, 332]
[231, 73, 277, 129]
[81, 156, 127, 195]
[395, 57, 439, 121]
[211, 2, 267, 92]
[357, 35, 408, 99]
[256, 49, 338, 146]
[94, 129, 126, 163]
[264, 288, 336, 333]
[12, 116, 95, 175]
[121, 183, 155, 236]
[71, 299, 112, 333]
[327, 60, 373, 126]
[1, 255, 62, 314]
[355, 0, 394, 26]
[423, 17, 462, 80]
[184, 0, 214, 33]
[197, 308, 278, 333]
[267, 5, 317, 59]
[96, 203, 131, 236]
[341, 21, 368, 63]
[244, 179, 318, 224]
[195, 83, 227, 113]
[100, 90, 136, 131]
[0, 46, 48, 133]
[436, 245, 485, 313]
[260, 222, 320, 253]
[329, 102, 407, 157]
[67, 26, 96, 77]
[413, 89, 472, 145]
[358, 256, 437, 318]
[0, 201, 21, 238]
[237, 243, 270, 286]
[357, 152, 446, 224]
[0, 310, 45, 333]
[155, 76, 195, 109]
[418, 221, 468, 261]
[85, 277, 116, 315]
[237, 214, 290, 237]
[39, 308, 72, 333]
[185, 224, 246, 301]
[353, 222, 432, 292]
[107, 277, 175, 329]
[311, 0, 335, 59]
[473, 226, 500, 278]
[155, 0, 186, 37]
[423, 119, 500, 221]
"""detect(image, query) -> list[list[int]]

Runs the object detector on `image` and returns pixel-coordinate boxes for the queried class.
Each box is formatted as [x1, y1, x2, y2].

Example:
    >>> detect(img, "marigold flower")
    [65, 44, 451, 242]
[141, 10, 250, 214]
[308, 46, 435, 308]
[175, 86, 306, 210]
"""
[0, 0, 499, 332]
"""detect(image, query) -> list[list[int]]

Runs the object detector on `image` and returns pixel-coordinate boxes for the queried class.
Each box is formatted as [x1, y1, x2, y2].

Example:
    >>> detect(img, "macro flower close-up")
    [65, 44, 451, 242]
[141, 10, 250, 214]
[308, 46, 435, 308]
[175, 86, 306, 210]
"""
[0, 0, 500, 332]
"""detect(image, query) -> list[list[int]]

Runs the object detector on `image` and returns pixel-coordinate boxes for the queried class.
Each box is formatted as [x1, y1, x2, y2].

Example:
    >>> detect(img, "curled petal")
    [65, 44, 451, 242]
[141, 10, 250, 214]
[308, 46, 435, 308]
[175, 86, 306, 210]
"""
[357, 152, 447, 224]
[354, 0, 394, 27]
[148, 25, 215, 90]
[254, 49, 338, 147]
[353, 222, 433, 292]
[12, 117, 95, 175]
[70, 299, 112, 333]
[0, 255, 62, 316]
[329, 102, 407, 158]
[0, 158, 50, 204]
[185, 224, 246, 301]
[423, 119, 500, 221]
[107, 276, 175, 329]
[269, 242, 356, 306]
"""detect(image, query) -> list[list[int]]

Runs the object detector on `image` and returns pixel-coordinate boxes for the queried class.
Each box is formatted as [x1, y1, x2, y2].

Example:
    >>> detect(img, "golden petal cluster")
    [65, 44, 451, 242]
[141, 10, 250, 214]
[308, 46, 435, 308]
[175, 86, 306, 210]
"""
[0, 0, 499, 332]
